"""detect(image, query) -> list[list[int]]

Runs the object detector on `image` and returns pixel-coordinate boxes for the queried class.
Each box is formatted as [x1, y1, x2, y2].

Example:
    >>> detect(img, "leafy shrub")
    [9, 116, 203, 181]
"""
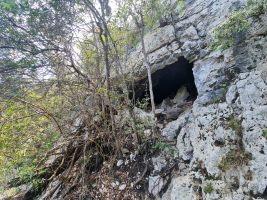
[211, 10, 249, 50]
[2, 187, 20, 198]
[136, 97, 150, 110]
[211, 0, 267, 50]
[0, 91, 61, 189]
[228, 116, 243, 136]
[203, 182, 214, 194]
[153, 142, 177, 157]
[218, 149, 252, 171]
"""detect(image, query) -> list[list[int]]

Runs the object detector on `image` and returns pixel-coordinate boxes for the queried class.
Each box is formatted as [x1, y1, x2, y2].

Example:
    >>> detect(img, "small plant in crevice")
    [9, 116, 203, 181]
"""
[136, 96, 150, 111]
[211, 10, 249, 50]
[178, 0, 186, 17]
[244, 170, 253, 181]
[228, 116, 243, 136]
[206, 82, 230, 105]
[218, 149, 252, 172]
[203, 182, 214, 194]
[263, 128, 267, 139]
[211, 0, 267, 50]
[152, 142, 177, 157]
[219, 115, 253, 171]
[226, 115, 243, 151]
[211, 95, 225, 104]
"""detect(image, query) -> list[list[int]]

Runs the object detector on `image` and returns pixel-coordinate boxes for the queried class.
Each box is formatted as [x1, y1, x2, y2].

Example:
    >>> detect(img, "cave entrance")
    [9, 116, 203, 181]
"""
[132, 56, 198, 107]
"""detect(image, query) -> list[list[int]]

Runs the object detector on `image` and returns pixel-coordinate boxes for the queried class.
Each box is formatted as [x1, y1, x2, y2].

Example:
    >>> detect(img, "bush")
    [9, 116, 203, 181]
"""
[228, 116, 242, 136]
[153, 142, 177, 157]
[203, 182, 214, 194]
[218, 149, 252, 171]
[211, 0, 267, 50]
[0, 91, 61, 189]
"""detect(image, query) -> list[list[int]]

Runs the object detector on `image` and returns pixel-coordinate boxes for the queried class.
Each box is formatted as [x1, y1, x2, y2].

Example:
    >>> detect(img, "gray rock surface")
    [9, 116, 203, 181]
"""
[127, 0, 267, 199]
[148, 175, 164, 196]
[171, 86, 190, 104]
[161, 175, 194, 200]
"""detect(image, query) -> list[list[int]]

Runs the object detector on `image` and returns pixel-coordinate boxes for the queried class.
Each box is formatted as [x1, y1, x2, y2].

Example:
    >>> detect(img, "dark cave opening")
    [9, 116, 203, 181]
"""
[131, 57, 198, 105]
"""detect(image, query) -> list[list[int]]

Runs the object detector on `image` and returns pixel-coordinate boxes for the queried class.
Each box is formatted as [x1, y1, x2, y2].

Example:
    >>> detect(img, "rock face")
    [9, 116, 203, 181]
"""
[129, 0, 267, 199]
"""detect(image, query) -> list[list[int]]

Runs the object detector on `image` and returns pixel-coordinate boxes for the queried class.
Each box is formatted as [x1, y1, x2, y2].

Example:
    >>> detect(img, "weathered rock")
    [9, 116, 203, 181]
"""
[161, 109, 191, 140]
[227, 71, 267, 194]
[118, 184, 127, 191]
[155, 109, 164, 116]
[159, 98, 172, 110]
[132, 0, 267, 198]
[116, 160, 124, 167]
[148, 175, 164, 196]
[39, 0, 267, 199]
[170, 86, 190, 104]
[143, 25, 175, 54]
[180, 25, 199, 43]
[161, 175, 194, 200]
[152, 156, 167, 172]
[164, 106, 184, 121]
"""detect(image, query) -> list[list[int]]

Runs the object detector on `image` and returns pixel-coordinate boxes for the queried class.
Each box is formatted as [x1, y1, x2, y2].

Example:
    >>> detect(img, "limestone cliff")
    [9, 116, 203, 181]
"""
[15, 0, 266, 199]
[127, 0, 267, 199]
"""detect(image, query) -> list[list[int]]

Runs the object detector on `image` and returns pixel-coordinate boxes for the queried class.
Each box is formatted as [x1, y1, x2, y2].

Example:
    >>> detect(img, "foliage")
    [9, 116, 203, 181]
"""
[218, 149, 252, 171]
[110, 23, 141, 51]
[228, 116, 243, 136]
[263, 129, 267, 139]
[203, 182, 214, 194]
[0, 0, 76, 99]
[244, 170, 253, 181]
[153, 142, 177, 157]
[115, 0, 182, 36]
[1, 187, 20, 198]
[211, 0, 267, 50]
[136, 97, 150, 110]
[0, 90, 61, 189]
[247, 0, 267, 16]
[178, 0, 186, 17]
[0, 0, 184, 198]
[211, 10, 249, 50]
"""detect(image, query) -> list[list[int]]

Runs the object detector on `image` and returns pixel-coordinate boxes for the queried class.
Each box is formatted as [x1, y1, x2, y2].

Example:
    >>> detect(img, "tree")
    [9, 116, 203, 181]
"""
[115, 0, 184, 115]
[0, 0, 91, 99]
[0, 0, 184, 198]
[82, 0, 123, 154]
[0, 90, 62, 190]
[117, 0, 163, 116]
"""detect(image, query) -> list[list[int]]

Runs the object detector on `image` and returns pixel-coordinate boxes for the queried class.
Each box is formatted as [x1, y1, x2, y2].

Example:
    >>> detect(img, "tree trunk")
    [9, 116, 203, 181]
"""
[99, 0, 122, 156]
[139, 14, 156, 116]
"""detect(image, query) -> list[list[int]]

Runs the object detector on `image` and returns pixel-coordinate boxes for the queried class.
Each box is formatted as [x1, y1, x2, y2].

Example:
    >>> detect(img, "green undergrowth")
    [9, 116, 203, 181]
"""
[152, 141, 177, 157]
[218, 149, 252, 171]
[263, 128, 267, 139]
[0, 90, 62, 195]
[211, 0, 267, 50]
[203, 182, 214, 194]
[219, 116, 252, 171]
[228, 116, 243, 136]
